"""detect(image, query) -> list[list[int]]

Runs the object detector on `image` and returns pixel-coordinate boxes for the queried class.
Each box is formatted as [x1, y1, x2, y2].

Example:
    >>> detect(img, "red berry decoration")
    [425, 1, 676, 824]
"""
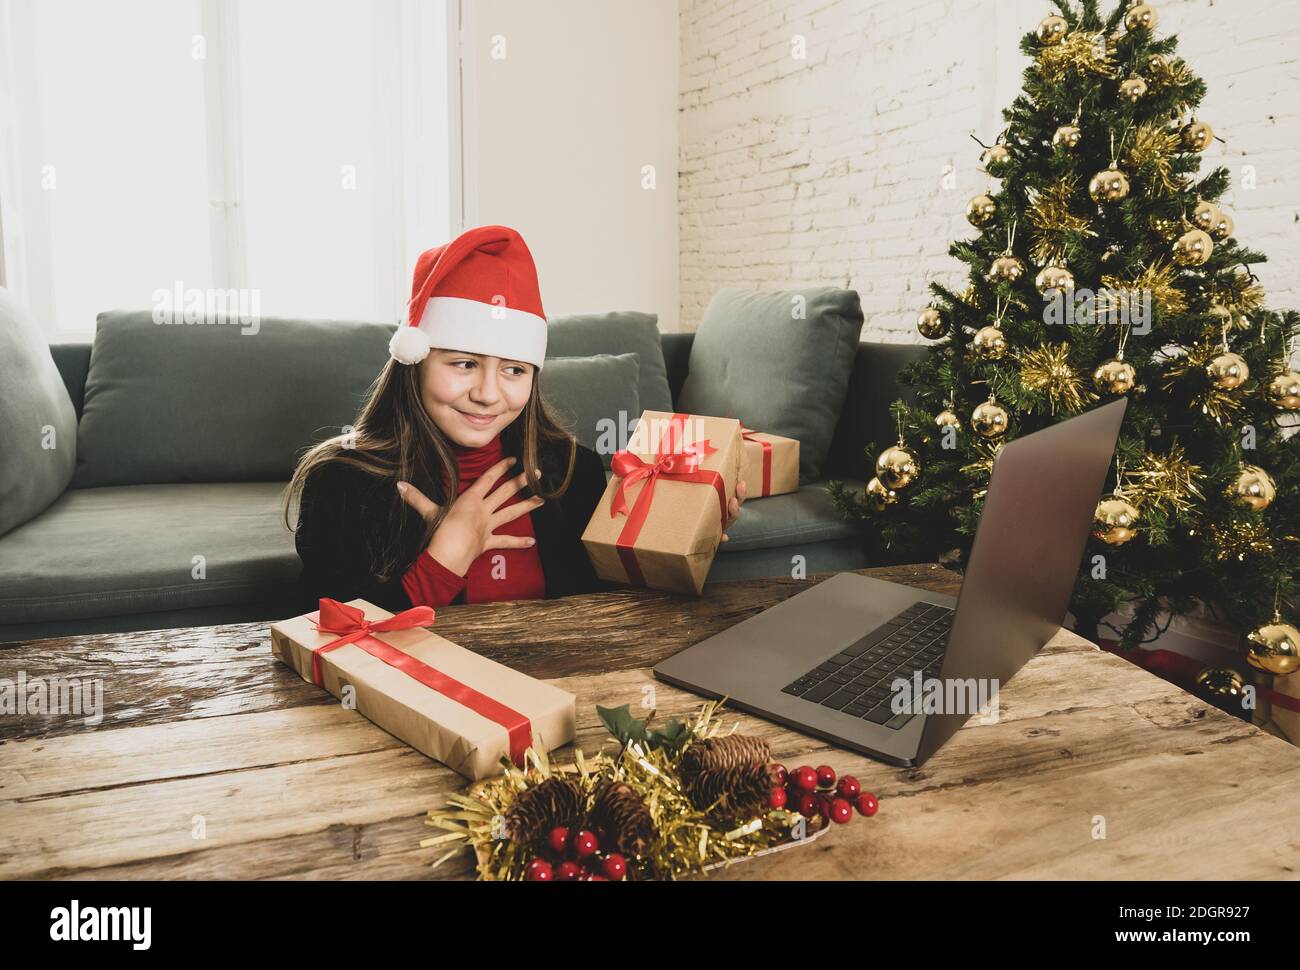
[525, 858, 553, 881]
[771, 763, 788, 786]
[816, 765, 837, 789]
[830, 798, 854, 824]
[572, 830, 599, 858]
[815, 794, 832, 820]
[836, 775, 861, 799]
[856, 792, 879, 817]
[601, 853, 628, 881]
[768, 786, 788, 809]
[555, 860, 583, 881]
[792, 766, 819, 791]
[547, 826, 571, 856]
[797, 793, 819, 818]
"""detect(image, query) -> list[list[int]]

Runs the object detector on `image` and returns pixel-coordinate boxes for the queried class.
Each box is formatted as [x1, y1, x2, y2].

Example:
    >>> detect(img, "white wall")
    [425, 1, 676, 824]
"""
[462, 0, 682, 327]
[679, 0, 1300, 341]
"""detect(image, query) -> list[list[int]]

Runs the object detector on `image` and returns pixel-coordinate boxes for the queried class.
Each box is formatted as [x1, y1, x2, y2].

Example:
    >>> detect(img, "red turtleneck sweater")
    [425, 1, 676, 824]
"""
[400, 435, 546, 607]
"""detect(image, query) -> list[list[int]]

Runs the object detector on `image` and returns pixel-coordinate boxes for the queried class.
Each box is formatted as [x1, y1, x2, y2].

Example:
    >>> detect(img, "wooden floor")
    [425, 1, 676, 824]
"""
[3, 564, 1299, 880]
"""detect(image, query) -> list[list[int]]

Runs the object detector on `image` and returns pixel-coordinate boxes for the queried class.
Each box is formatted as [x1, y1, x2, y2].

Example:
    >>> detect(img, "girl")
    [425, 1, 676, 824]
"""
[288, 225, 744, 611]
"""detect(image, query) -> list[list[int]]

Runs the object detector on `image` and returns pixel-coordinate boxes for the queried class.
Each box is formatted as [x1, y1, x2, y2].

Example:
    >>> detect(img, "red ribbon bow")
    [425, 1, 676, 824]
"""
[307, 597, 532, 767]
[739, 425, 773, 496]
[607, 413, 729, 586]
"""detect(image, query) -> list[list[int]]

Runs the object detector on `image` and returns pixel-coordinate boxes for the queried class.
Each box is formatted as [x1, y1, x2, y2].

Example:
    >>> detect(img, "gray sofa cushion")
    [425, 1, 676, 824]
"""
[0, 482, 300, 625]
[540, 353, 640, 468]
[74, 311, 394, 486]
[676, 287, 863, 483]
[545, 311, 672, 413]
[0, 289, 78, 536]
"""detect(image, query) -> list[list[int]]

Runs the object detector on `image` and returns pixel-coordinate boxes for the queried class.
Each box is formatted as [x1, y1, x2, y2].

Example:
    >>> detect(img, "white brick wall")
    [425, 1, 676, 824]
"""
[679, 0, 1300, 343]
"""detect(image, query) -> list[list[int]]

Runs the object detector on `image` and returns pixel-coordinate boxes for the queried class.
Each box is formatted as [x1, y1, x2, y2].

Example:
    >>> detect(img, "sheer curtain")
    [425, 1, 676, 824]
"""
[0, 0, 457, 337]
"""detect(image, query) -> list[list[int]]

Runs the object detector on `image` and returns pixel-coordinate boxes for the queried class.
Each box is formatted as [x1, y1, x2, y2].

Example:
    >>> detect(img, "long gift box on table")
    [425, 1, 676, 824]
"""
[739, 425, 800, 498]
[581, 410, 742, 596]
[271, 598, 575, 781]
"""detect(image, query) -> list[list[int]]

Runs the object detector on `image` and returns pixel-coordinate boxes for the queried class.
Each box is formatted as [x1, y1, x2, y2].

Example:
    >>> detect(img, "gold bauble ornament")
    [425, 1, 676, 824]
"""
[1119, 76, 1149, 102]
[917, 307, 945, 339]
[935, 409, 961, 431]
[1191, 200, 1220, 233]
[876, 445, 921, 490]
[1093, 357, 1137, 395]
[1265, 369, 1300, 410]
[972, 325, 1008, 360]
[1246, 615, 1300, 676]
[1089, 166, 1130, 203]
[988, 254, 1025, 283]
[1093, 495, 1139, 545]
[966, 193, 998, 227]
[1195, 666, 1244, 703]
[1037, 14, 1069, 46]
[1172, 228, 1213, 266]
[970, 399, 1009, 438]
[865, 476, 898, 512]
[1182, 120, 1214, 152]
[981, 143, 1012, 174]
[1228, 464, 1275, 511]
[1210, 210, 1234, 240]
[1034, 264, 1075, 295]
[1146, 53, 1167, 72]
[1124, 3, 1159, 32]
[1206, 350, 1249, 389]
[1052, 124, 1082, 150]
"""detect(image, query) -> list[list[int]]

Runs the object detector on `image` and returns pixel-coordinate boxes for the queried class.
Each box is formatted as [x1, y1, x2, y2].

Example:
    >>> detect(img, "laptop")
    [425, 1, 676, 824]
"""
[653, 398, 1128, 768]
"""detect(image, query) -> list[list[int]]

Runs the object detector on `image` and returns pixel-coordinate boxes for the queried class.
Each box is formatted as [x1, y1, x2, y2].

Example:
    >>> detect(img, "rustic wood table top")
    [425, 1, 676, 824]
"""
[3, 563, 1299, 881]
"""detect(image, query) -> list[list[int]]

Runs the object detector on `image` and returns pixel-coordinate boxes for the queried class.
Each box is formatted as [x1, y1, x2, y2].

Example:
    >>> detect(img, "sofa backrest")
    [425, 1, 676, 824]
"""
[50, 327, 924, 486]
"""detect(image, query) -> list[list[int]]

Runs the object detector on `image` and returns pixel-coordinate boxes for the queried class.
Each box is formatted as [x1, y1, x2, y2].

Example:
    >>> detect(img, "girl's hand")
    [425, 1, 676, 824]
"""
[720, 478, 747, 543]
[396, 457, 545, 575]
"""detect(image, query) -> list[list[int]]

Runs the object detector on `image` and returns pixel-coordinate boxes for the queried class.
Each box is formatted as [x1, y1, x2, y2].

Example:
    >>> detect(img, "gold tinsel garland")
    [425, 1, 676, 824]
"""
[1028, 177, 1096, 267]
[422, 700, 818, 880]
[1144, 55, 1198, 117]
[959, 438, 1002, 481]
[1018, 342, 1097, 414]
[1035, 30, 1117, 84]
[1204, 270, 1266, 316]
[1101, 259, 1188, 316]
[1121, 442, 1205, 514]
[1207, 519, 1274, 561]
[1124, 122, 1184, 196]
[1160, 343, 1247, 424]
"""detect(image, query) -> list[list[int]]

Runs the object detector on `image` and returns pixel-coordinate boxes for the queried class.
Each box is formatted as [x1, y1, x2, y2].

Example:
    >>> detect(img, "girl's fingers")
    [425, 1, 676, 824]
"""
[484, 533, 537, 551]
[468, 456, 519, 498]
[396, 481, 441, 520]
[487, 469, 533, 512]
[490, 495, 545, 529]
[736, 479, 748, 503]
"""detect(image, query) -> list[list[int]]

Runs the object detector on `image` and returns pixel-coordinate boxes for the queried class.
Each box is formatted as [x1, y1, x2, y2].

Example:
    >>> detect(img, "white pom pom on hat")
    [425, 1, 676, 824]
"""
[393, 225, 548, 368]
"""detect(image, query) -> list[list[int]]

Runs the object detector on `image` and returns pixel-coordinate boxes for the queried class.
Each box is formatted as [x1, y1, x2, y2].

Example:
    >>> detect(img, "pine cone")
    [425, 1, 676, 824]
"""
[591, 781, 655, 857]
[680, 734, 771, 777]
[684, 763, 772, 814]
[502, 776, 584, 844]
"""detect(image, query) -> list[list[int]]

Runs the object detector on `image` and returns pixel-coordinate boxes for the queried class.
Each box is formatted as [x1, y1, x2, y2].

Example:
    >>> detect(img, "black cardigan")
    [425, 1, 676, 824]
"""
[294, 441, 619, 612]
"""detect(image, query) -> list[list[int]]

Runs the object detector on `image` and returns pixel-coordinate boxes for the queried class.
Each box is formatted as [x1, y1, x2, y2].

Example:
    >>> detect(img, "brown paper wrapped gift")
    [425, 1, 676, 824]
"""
[270, 598, 575, 780]
[739, 426, 800, 497]
[582, 410, 742, 595]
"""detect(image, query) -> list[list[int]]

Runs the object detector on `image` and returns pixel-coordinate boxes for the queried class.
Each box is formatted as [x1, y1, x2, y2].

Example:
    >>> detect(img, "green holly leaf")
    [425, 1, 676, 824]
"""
[647, 718, 690, 755]
[596, 703, 647, 747]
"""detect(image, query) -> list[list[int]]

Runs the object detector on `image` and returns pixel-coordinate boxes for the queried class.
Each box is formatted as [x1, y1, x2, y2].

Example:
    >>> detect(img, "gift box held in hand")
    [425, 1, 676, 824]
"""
[271, 598, 575, 780]
[582, 410, 742, 595]
[739, 425, 800, 498]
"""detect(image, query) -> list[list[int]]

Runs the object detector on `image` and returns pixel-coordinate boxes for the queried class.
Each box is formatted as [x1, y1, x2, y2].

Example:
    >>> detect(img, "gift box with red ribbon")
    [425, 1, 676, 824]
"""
[739, 425, 800, 498]
[581, 410, 742, 595]
[270, 598, 576, 780]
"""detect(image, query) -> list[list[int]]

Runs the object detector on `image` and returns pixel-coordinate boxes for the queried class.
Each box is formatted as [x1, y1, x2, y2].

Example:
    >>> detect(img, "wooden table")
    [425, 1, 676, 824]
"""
[3, 564, 1299, 880]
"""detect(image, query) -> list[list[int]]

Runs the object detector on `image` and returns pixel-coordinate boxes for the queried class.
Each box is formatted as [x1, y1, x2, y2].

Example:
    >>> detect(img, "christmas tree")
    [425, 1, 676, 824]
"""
[829, 0, 1300, 659]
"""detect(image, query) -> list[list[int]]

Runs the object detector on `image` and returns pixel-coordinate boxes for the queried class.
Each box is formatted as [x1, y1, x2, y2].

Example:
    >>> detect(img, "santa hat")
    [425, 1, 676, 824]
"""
[389, 224, 547, 368]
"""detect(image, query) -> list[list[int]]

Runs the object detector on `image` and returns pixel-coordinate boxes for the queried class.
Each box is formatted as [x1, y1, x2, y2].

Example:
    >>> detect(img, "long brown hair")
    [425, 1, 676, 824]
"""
[285, 356, 578, 581]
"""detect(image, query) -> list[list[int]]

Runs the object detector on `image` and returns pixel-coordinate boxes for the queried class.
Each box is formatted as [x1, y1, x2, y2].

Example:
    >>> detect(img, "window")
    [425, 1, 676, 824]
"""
[0, 0, 459, 337]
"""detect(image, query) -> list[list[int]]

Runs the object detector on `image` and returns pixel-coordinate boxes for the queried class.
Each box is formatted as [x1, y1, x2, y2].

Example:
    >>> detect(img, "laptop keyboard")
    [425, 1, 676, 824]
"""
[781, 601, 954, 731]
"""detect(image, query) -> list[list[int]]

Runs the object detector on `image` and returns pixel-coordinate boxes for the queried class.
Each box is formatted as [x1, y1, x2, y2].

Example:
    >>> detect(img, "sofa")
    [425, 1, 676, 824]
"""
[0, 290, 924, 642]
